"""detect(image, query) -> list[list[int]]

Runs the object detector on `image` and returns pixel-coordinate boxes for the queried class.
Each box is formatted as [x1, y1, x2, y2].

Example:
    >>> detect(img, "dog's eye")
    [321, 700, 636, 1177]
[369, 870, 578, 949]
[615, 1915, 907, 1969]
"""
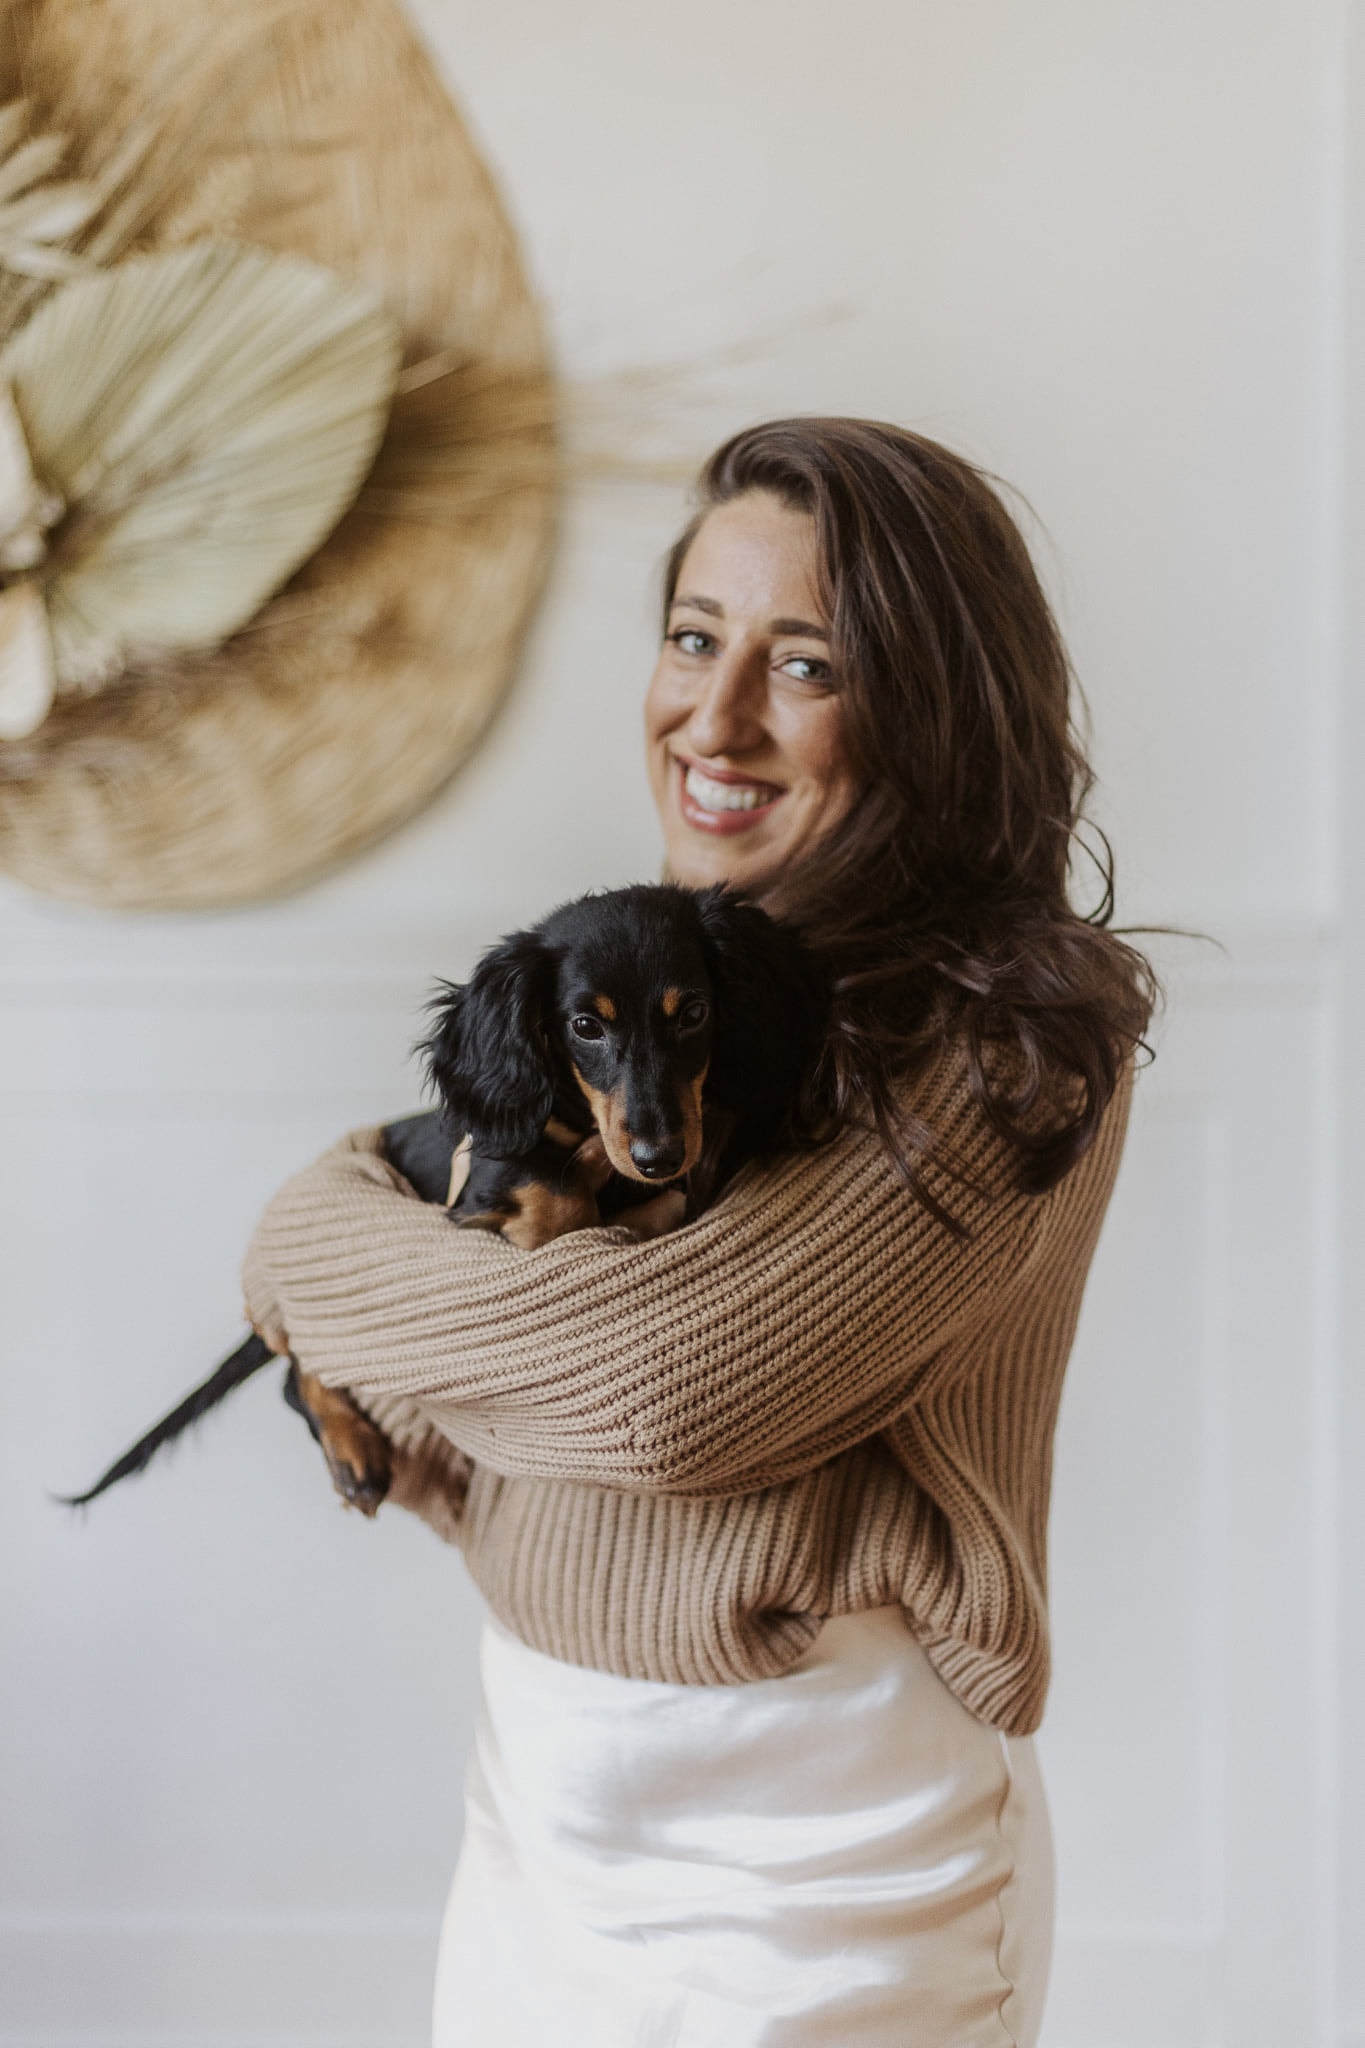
[570, 1015, 607, 1042]
[678, 999, 709, 1032]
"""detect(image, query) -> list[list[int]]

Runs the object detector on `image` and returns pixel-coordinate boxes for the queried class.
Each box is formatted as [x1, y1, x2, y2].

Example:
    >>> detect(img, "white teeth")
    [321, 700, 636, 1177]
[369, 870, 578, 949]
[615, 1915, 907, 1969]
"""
[683, 766, 774, 813]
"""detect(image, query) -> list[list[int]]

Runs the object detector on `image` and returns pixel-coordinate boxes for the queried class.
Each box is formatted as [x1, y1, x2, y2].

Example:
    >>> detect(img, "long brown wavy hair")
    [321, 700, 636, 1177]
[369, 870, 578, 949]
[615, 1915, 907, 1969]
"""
[664, 417, 1157, 1212]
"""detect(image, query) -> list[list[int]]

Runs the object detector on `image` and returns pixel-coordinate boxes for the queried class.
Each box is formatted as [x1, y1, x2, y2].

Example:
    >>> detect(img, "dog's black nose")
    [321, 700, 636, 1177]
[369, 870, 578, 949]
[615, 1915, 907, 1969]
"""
[629, 1137, 686, 1180]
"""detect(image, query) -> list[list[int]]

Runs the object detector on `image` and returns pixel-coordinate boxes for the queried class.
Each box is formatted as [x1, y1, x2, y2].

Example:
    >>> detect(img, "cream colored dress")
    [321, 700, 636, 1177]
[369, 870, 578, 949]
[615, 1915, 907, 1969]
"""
[433, 1606, 1053, 2047]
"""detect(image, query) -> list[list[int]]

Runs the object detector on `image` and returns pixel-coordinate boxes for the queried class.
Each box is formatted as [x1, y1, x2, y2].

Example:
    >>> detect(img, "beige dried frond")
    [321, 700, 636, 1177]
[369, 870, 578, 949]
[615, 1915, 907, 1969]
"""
[1, 239, 401, 690]
[0, 98, 99, 282]
[0, 382, 56, 568]
[0, 578, 54, 739]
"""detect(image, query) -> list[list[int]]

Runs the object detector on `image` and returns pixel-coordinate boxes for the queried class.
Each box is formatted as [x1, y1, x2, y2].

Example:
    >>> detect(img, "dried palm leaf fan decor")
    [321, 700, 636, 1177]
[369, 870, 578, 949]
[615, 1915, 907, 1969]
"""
[0, 0, 555, 906]
[0, 244, 400, 737]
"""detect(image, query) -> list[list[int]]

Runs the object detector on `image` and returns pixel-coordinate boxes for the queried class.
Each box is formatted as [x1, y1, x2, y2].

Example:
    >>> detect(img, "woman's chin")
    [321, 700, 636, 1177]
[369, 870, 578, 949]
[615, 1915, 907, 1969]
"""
[663, 827, 779, 895]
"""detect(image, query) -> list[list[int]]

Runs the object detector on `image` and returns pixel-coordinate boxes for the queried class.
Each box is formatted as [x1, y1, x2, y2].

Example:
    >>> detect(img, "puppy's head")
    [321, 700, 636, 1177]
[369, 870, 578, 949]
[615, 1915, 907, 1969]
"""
[538, 888, 716, 1183]
[419, 904, 711, 1181]
[421, 884, 826, 1182]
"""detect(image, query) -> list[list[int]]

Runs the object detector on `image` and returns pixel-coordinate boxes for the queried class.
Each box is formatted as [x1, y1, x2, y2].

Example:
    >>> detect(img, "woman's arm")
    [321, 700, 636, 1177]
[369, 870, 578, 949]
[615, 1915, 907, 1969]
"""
[244, 1052, 1062, 1498]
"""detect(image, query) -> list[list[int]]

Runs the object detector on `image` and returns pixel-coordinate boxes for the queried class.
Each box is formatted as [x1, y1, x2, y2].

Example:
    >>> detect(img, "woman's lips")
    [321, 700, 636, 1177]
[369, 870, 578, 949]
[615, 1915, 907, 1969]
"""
[676, 758, 784, 836]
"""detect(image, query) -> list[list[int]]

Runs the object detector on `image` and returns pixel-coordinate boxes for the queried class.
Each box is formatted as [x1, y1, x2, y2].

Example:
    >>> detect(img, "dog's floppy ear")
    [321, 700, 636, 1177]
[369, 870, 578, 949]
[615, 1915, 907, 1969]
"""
[694, 887, 829, 1144]
[420, 930, 557, 1156]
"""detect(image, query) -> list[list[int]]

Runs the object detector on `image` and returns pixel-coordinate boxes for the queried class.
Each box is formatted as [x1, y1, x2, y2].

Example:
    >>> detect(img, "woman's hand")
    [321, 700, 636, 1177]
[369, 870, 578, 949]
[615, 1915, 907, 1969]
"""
[381, 1423, 470, 1545]
[613, 1187, 688, 1238]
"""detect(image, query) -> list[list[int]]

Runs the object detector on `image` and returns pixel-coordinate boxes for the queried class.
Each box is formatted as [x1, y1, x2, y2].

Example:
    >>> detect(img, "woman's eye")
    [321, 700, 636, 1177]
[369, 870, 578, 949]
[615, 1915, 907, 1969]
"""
[570, 1015, 606, 1042]
[779, 654, 834, 685]
[668, 628, 714, 657]
[678, 999, 709, 1032]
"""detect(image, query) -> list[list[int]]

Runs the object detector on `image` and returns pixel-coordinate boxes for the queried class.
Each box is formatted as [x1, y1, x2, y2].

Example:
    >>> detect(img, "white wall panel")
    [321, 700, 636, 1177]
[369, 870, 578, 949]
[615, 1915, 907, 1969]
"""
[1337, 10, 1365, 2046]
[1042, 946, 1339, 2044]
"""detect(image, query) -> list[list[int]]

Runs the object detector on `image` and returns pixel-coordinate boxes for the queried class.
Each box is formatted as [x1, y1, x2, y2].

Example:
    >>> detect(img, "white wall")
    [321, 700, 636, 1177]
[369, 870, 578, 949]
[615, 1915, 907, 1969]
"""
[2, 3, 1358, 2043]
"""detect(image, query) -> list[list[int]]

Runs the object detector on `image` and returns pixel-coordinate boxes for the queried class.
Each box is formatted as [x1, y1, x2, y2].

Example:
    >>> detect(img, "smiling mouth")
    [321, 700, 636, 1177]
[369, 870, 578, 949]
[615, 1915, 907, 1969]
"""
[676, 758, 783, 833]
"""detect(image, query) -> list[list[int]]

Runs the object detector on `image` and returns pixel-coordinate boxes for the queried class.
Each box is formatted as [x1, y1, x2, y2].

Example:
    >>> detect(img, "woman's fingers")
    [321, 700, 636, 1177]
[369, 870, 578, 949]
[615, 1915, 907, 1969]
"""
[571, 1132, 614, 1193]
[384, 1433, 470, 1545]
[612, 1188, 687, 1240]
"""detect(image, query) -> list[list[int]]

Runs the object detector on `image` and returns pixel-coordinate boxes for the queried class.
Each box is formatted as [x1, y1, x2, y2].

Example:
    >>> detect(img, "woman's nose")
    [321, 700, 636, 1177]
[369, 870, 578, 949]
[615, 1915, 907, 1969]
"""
[685, 650, 768, 758]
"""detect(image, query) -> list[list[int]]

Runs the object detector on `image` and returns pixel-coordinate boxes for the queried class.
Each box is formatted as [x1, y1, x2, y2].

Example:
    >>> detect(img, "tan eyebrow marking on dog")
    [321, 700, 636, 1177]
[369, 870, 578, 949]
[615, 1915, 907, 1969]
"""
[592, 993, 617, 1021]
[661, 986, 683, 1017]
[543, 1116, 582, 1148]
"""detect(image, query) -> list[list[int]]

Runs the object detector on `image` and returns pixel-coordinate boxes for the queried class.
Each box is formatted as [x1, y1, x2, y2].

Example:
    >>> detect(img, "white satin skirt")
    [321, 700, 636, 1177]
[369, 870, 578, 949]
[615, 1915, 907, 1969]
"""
[433, 1607, 1053, 2047]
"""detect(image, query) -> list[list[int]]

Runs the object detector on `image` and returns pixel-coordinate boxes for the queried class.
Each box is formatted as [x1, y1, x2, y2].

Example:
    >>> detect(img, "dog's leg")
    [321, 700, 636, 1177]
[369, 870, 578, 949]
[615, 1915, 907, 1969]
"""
[284, 1363, 391, 1516]
[452, 1130, 617, 1249]
[498, 1181, 603, 1249]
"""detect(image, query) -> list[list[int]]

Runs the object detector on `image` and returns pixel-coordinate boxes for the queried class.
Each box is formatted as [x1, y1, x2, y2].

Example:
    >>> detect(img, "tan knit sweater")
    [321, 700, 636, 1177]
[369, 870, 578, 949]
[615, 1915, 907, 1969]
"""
[243, 1049, 1131, 1734]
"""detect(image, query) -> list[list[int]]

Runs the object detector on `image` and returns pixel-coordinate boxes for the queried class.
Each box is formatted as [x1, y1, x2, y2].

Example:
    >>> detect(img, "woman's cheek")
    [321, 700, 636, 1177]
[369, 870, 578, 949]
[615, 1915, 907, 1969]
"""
[644, 661, 688, 732]
[782, 702, 853, 802]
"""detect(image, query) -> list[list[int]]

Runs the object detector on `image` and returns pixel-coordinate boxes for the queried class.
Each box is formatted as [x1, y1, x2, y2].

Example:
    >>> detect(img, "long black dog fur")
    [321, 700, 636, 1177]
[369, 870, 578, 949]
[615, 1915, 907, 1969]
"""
[60, 1332, 278, 1506]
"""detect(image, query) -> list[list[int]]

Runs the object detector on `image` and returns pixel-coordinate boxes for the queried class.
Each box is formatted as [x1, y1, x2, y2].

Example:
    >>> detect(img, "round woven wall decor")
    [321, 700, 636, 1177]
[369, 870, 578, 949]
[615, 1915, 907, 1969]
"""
[0, 0, 556, 907]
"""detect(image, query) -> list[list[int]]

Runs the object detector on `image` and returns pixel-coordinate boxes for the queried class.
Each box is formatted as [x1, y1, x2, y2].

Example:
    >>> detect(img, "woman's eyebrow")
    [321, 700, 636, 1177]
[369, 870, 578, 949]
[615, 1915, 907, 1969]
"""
[671, 594, 829, 641]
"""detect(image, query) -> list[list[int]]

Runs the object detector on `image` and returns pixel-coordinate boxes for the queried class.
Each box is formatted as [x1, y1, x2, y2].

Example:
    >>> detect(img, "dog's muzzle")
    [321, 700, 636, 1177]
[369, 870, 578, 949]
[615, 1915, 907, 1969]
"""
[628, 1136, 688, 1180]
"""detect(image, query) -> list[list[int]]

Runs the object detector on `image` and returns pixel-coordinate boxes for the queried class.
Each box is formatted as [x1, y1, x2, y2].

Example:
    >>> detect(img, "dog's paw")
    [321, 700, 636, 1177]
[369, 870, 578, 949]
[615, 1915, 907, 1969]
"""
[292, 1368, 393, 1515]
[330, 1467, 389, 1517]
[321, 1422, 392, 1516]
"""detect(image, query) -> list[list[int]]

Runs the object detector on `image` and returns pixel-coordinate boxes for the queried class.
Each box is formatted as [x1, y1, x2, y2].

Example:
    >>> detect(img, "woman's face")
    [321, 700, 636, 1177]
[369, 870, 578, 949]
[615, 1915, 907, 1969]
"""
[644, 491, 859, 901]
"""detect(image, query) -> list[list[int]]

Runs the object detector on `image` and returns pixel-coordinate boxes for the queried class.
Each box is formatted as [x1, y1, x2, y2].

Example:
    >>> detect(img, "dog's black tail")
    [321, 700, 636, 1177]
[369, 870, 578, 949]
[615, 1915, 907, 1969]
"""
[57, 1332, 277, 1507]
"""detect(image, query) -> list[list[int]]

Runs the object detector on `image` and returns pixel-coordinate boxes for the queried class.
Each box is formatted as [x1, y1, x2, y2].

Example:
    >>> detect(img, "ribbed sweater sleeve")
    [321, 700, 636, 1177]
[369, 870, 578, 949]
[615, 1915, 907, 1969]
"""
[242, 1053, 1052, 1498]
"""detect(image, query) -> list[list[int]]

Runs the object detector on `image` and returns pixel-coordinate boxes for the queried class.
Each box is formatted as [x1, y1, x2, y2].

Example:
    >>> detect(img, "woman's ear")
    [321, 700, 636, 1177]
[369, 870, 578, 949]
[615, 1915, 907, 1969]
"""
[695, 888, 829, 1141]
[419, 931, 557, 1156]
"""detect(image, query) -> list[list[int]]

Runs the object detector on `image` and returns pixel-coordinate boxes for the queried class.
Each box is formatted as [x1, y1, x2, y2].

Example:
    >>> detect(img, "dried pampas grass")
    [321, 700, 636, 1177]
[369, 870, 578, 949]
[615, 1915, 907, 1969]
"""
[0, 0, 556, 907]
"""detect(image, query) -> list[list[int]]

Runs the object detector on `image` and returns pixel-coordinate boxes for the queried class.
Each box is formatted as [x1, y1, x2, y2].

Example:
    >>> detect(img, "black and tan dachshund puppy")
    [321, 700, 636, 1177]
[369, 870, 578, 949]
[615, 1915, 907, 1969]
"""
[64, 884, 827, 1515]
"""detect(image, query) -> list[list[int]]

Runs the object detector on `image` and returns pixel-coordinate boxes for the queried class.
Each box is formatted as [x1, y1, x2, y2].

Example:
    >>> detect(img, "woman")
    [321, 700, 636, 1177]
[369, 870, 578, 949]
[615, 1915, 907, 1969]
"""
[244, 419, 1155, 2046]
